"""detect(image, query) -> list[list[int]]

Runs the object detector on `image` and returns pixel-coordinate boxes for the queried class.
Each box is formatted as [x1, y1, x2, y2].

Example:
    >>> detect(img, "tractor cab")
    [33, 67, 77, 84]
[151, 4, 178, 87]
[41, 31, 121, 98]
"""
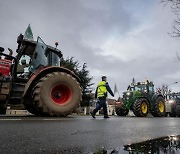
[125, 81, 155, 101]
[15, 36, 63, 80]
[167, 93, 180, 100]
[133, 81, 154, 94]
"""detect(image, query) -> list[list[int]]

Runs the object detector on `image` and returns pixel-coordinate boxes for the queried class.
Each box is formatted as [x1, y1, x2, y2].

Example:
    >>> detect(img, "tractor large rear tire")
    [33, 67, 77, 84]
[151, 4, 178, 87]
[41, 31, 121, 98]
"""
[32, 72, 82, 117]
[151, 96, 165, 117]
[176, 105, 180, 117]
[133, 98, 149, 117]
[23, 98, 40, 116]
[0, 104, 6, 114]
[115, 107, 129, 116]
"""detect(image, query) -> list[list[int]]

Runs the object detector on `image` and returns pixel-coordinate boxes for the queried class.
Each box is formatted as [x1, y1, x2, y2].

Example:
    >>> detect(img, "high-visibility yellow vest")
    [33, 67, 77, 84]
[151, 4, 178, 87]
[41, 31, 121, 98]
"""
[97, 81, 107, 98]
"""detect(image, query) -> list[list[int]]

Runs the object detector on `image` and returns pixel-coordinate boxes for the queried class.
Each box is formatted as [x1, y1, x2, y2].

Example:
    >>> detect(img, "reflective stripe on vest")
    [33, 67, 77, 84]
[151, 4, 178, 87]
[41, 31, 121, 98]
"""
[97, 81, 107, 98]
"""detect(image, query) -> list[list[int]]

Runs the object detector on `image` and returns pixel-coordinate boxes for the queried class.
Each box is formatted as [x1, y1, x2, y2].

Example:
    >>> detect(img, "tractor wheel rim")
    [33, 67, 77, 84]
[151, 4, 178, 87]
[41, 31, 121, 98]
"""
[51, 84, 72, 105]
[141, 102, 148, 114]
[159, 101, 164, 113]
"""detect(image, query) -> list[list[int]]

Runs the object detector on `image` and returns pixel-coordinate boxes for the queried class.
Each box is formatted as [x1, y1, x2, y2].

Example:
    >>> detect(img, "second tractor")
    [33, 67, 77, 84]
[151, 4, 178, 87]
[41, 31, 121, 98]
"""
[115, 80, 166, 117]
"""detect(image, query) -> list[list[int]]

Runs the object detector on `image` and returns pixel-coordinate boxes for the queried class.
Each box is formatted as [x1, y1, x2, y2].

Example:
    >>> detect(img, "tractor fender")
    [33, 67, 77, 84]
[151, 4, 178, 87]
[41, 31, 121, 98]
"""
[135, 96, 149, 101]
[135, 96, 151, 104]
[23, 66, 80, 98]
[152, 93, 164, 102]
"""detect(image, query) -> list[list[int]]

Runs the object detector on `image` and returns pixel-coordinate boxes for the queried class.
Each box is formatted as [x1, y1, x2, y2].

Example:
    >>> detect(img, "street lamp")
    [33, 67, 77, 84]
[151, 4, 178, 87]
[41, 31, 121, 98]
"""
[168, 82, 178, 87]
[167, 82, 178, 95]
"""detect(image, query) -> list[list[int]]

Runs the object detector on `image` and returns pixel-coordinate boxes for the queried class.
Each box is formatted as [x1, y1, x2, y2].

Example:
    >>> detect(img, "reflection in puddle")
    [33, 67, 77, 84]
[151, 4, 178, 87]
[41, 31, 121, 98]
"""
[124, 135, 180, 154]
[92, 135, 180, 154]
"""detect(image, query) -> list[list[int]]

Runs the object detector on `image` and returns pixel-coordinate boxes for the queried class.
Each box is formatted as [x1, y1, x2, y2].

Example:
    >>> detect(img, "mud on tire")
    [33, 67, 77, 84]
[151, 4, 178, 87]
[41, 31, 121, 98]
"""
[133, 98, 149, 117]
[32, 72, 82, 116]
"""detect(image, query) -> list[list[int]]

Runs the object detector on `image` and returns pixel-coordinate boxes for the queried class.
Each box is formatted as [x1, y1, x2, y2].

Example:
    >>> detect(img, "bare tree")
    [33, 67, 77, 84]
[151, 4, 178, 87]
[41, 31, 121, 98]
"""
[161, 0, 180, 37]
[156, 84, 171, 99]
[161, 0, 180, 60]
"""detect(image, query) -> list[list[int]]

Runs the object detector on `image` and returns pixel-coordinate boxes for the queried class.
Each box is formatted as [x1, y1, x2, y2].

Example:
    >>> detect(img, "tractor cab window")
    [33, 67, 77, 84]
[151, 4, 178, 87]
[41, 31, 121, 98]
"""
[134, 84, 150, 93]
[52, 52, 60, 66]
[29, 37, 48, 72]
[169, 95, 174, 99]
[134, 85, 141, 91]
[143, 86, 148, 93]
[47, 51, 60, 67]
[149, 86, 154, 93]
[175, 95, 180, 100]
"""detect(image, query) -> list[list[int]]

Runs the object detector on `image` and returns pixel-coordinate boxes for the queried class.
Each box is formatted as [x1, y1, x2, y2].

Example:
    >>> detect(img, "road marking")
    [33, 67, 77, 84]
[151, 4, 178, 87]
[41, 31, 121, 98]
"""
[0, 119, 21, 121]
[0, 117, 88, 121]
[0, 118, 68, 121]
[43, 119, 67, 121]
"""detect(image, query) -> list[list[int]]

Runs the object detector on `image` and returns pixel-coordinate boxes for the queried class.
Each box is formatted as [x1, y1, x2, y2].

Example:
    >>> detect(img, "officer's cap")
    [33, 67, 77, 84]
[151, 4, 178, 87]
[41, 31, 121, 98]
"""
[102, 76, 107, 80]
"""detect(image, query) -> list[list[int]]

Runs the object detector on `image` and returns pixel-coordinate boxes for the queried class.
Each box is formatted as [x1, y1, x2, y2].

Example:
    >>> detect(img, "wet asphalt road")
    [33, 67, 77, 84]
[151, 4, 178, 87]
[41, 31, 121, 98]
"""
[0, 115, 180, 154]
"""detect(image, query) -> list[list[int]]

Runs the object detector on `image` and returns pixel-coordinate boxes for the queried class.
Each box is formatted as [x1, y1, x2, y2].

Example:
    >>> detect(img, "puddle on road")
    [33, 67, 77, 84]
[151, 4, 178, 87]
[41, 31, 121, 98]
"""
[91, 135, 180, 154]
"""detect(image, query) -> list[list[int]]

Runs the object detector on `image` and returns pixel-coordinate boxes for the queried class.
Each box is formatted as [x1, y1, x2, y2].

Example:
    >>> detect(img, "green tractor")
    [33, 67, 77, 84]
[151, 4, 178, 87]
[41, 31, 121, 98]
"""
[115, 80, 166, 117]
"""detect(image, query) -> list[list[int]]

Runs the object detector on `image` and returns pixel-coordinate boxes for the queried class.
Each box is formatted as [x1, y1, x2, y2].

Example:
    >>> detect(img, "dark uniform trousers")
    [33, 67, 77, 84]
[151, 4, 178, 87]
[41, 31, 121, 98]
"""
[93, 97, 108, 116]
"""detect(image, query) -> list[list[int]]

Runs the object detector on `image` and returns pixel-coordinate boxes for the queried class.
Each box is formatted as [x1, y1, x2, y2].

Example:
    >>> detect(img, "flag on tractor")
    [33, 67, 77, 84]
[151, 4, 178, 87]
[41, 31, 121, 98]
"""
[24, 24, 34, 40]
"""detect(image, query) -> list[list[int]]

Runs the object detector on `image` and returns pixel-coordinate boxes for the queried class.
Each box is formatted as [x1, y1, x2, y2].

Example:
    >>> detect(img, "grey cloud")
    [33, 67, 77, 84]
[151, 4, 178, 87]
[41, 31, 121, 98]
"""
[0, 0, 179, 95]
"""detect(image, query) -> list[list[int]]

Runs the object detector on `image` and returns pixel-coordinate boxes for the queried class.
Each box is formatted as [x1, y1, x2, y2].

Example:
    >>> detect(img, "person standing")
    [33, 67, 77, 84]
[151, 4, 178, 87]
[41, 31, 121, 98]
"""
[90, 76, 114, 118]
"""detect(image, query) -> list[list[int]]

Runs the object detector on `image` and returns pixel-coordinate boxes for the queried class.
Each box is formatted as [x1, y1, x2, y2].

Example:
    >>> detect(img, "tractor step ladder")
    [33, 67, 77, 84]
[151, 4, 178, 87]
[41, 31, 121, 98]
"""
[9, 82, 26, 104]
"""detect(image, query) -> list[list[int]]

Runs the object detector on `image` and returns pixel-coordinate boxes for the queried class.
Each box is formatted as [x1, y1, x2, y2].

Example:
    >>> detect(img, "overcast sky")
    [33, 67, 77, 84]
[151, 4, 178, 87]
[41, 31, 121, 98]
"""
[0, 0, 180, 96]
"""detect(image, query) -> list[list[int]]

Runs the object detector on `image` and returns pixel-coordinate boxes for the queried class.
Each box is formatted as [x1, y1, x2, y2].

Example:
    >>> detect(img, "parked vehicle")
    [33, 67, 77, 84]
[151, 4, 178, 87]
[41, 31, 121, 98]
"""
[165, 93, 180, 117]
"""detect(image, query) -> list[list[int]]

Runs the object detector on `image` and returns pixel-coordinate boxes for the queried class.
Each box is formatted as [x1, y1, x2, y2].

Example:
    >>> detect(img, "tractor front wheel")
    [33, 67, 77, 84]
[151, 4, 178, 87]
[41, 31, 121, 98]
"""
[32, 72, 82, 117]
[133, 98, 149, 117]
[151, 96, 166, 117]
[115, 107, 129, 116]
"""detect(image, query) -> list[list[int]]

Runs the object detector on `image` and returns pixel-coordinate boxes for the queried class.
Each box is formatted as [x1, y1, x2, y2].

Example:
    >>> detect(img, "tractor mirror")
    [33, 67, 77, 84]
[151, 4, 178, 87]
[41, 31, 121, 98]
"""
[0, 47, 4, 52]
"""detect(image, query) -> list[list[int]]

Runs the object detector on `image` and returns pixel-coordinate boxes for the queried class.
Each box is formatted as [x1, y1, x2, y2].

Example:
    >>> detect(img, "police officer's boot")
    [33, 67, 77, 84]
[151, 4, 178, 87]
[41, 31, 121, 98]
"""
[104, 114, 110, 118]
[90, 110, 96, 118]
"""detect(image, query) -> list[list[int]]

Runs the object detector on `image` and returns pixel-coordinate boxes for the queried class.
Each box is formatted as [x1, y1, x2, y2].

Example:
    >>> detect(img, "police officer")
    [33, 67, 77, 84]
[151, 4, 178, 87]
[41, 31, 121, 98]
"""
[90, 76, 114, 118]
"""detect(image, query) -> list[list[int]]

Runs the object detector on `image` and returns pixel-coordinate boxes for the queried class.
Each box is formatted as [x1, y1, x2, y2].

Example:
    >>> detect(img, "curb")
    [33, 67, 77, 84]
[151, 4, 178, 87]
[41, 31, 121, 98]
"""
[6, 109, 31, 115]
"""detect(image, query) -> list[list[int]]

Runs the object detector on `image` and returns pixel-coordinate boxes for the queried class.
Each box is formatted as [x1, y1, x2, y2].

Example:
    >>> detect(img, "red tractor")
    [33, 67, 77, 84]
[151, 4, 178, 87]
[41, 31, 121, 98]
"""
[0, 34, 82, 116]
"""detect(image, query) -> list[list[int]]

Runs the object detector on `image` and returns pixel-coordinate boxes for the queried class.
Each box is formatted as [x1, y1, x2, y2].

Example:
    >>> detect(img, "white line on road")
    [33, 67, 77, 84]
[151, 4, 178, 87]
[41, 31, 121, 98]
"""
[0, 118, 68, 121]
[0, 119, 21, 121]
[43, 119, 67, 121]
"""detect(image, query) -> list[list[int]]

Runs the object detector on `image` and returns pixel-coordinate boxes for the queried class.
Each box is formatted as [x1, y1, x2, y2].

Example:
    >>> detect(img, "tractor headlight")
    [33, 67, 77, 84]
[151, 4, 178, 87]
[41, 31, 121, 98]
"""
[125, 92, 132, 99]
[168, 100, 175, 104]
[126, 92, 131, 96]
[123, 92, 132, 100]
